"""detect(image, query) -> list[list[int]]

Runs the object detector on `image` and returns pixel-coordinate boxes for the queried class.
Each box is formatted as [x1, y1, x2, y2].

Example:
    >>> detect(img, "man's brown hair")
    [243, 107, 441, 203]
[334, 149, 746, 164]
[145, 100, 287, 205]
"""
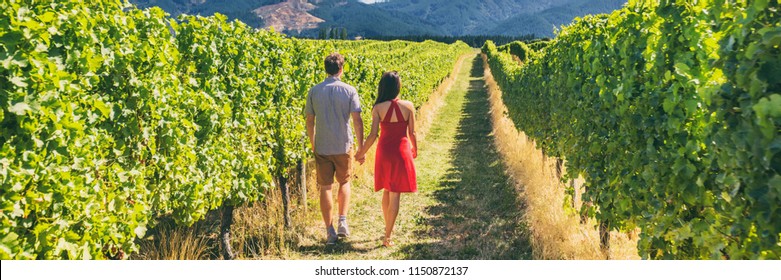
[324, 53, 344, 75]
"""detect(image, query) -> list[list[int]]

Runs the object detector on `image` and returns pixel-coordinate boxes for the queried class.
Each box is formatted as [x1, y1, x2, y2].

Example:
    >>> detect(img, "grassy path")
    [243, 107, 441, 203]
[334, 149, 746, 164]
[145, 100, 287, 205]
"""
[283, 54, 530, 260]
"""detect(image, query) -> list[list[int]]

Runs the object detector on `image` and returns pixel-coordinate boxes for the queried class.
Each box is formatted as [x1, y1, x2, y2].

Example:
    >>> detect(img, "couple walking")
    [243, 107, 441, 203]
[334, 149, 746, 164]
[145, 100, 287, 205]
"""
[305, 53, 418, 248]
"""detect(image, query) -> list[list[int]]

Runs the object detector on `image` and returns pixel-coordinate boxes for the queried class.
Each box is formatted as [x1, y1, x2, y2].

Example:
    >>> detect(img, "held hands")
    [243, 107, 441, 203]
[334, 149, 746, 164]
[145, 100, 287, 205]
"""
[354, 146, 366, 165]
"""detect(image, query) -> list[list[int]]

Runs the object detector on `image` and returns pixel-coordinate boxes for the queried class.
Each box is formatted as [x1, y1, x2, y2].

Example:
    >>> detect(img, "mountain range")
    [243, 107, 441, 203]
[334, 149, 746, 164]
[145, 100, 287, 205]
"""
[129, 0, 627, 38]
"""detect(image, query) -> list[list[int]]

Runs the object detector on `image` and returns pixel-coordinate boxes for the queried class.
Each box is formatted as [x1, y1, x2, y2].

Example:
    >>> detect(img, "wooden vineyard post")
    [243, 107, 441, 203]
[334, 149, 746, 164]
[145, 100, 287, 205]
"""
[297, 159, 307, 213]
[220, 204, 236, 260]
[278, 174, 291, 228]
[599, 221, 610, 254]
[570, 179, 577, 209]
[576, 179, 589, 225]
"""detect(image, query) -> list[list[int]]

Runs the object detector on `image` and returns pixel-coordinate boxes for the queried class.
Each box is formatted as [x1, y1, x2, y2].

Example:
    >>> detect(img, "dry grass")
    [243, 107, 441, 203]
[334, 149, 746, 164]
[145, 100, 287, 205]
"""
[229, 177, 313, 259]
[134, 223, 212, 260]
[481, 54, 639, 260]
[134, 168, 315, 260]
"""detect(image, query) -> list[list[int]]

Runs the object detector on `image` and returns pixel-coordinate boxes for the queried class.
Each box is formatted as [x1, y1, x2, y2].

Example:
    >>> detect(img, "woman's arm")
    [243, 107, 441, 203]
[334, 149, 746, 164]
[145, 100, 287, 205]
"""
[407, 103, 417, 159]
[356, 107, 380, 162]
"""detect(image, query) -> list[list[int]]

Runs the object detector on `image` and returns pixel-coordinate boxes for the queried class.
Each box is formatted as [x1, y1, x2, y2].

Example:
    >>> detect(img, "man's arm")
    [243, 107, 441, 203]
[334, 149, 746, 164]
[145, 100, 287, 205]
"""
[305, 89, 316, 153]
[348, 90, 364, 162]
[351, 112, 364, 160]
[306, 114, 315, 153]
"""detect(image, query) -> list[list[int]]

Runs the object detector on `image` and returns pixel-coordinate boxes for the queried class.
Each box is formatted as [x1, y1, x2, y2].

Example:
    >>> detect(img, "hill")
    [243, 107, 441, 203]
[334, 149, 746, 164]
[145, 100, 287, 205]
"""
[375, 0, 573, 35]
[300, 0, 445, 37]
[129, 0, 627, 37]
[487, 0, 627, 37]
[131, 0, 282, 27]
[131, 0, 443, 37]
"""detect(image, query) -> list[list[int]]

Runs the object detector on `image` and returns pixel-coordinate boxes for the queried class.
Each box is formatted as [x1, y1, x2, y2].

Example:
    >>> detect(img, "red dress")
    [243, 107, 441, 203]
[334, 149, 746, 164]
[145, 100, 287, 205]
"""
[374, 99, 417, 193]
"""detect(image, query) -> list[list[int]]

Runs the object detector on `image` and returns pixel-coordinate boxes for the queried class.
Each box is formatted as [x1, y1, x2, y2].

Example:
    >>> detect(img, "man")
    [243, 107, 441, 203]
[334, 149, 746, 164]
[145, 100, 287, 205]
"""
[305, 53, 365, 245]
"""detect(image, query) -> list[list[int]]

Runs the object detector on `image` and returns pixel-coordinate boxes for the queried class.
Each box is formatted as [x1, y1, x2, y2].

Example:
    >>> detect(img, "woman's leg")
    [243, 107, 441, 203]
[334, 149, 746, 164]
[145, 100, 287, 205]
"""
[384, 192, 401, 246]
[382, 190, 390, 224]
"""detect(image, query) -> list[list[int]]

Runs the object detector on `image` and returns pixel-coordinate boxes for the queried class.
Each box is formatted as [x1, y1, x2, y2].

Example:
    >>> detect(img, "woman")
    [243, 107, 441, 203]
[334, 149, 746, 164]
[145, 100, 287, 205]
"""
[354, 71, 418, 247]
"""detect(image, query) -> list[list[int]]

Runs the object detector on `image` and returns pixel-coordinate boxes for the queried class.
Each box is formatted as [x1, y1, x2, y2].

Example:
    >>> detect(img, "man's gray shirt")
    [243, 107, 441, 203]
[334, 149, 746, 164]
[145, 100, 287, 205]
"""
[305, 76, 362, 155]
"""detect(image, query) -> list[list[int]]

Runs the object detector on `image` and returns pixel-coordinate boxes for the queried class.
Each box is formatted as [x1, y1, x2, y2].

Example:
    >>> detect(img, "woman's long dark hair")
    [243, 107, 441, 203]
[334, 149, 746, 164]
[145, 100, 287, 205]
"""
[374, 71, 401, 106]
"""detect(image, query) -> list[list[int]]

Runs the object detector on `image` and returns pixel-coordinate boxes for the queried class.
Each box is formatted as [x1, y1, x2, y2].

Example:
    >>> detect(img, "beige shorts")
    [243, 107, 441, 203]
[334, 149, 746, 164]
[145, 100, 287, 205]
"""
[314, 150, 352, 186]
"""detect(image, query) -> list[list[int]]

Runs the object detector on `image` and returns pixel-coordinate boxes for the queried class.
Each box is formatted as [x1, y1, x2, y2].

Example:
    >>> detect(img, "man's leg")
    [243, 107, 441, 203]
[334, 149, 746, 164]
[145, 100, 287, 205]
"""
[337, 181, 350, 217]
[320, 184, 334, 228]
[336, 181, 351, 237]
[335, 152, 353, 237]
[315, 154, 338, 244]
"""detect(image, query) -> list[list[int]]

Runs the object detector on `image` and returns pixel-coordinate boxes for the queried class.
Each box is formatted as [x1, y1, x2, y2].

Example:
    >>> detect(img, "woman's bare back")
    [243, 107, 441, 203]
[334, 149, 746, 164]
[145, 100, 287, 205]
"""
[375, 99, 414, 122]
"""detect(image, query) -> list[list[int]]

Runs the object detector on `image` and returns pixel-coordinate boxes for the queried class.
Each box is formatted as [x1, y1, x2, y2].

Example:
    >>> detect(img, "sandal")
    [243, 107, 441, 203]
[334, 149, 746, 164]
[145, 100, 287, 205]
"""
[382, 238, 395, 247]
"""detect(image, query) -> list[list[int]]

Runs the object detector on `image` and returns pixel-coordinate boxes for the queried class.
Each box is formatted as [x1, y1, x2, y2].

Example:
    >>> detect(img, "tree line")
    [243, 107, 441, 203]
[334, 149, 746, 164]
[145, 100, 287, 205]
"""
[364, 34, 544, 48]
[318, 26, 348, 40]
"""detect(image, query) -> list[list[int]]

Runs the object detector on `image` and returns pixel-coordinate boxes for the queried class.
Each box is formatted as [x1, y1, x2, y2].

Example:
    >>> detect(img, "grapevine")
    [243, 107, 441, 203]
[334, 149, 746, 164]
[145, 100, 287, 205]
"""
[484, 0, 780, 259]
